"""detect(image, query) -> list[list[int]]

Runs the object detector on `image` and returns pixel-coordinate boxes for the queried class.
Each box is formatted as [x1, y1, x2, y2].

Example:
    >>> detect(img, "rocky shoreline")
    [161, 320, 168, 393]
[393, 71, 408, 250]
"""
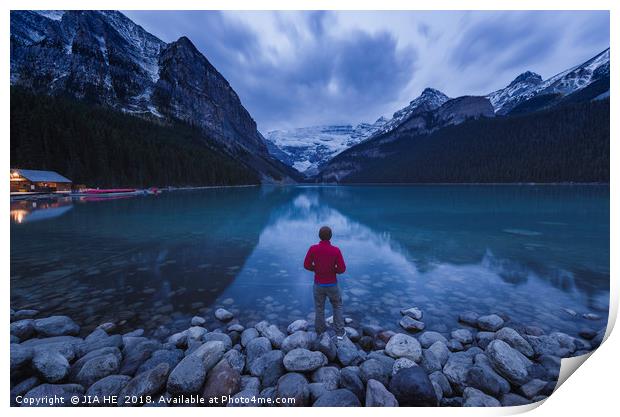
[10, 306, 606, 407]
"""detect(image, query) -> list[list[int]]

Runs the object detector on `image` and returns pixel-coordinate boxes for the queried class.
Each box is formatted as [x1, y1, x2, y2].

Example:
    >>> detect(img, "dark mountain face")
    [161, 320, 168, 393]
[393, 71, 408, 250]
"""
[10, 10, 294, 182]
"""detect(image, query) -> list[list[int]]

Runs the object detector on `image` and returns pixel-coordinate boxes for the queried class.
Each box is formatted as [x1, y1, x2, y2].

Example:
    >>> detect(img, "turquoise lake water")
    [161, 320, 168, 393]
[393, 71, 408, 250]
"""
[10, 185, 609, 339]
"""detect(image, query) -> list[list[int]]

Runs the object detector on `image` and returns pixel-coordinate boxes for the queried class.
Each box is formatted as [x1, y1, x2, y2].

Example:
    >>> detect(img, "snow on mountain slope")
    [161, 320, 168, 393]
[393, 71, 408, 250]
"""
[488, 48, 610, 115]
[375, 88, 450, 136]
[264, 118, 387, 174]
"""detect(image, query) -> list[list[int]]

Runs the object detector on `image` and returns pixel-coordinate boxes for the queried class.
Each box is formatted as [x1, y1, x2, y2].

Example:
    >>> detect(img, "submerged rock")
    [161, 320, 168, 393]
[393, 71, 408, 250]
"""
[215, 308, 234, 321]
[33, 316, 80, 337]
[399, 316, 425, 332]
[476, 315, 504, 332]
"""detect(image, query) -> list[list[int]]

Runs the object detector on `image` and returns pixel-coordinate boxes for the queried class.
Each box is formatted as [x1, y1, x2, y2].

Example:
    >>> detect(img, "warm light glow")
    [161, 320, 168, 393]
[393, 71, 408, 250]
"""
[10, 210, 28, 224]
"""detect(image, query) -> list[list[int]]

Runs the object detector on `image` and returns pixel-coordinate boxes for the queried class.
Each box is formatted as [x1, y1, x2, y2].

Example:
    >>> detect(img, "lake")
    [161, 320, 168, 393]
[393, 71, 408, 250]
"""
[10, 185, 609, 340]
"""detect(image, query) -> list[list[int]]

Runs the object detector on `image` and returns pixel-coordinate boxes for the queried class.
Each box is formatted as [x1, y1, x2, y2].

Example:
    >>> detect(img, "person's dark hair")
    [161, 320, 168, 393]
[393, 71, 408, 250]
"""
[319, 226, 332, 241]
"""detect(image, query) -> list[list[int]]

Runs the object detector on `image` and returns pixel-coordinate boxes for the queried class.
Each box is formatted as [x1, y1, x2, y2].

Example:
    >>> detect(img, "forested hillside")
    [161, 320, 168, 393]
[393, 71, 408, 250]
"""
[10, 88, 260, 187]
[325, 99, 609, 183]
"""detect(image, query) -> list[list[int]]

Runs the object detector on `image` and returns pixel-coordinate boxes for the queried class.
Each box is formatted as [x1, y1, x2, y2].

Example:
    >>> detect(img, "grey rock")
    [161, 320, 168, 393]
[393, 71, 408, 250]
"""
[447, 339, 464, 351]
[86, 374, 131, 398]
[389, 366, 437, 406]
[79, 334, 123, 357]
[466, 354, 510, 397]
[339, 367, 365, 401]
[190, 316, 206, 326]
[223, 348, 246, 374]
[344, 327, 360, 342]
[203, 332, 233, 350]
[281, 331, 317, 353]
[76, 353, 121, 387]
[241, 328, 259, 347]
[400, 307, 423, 320]
[192, 340, 227, 371]
[11, 343, 33, 371]
[11, 319, 35, 339]
[202, 360, 241, 401]
[429, 371, 452, 397]
[255, 321, 286, 349]
[458, 311, 479, 327]
[428, 341, 450, 366]
[215, 308, 234, 321]
[495, 327, 534, 358]
[308, 383, 329, 403]
[228, 323, 245, 332]
[247, 350, 285, 387]
[246, 336, 272, 365]
[118, 363, 169, 406]
[166, 354, 206, 394]
[520, 378, 548, 399]
[486, 339, 531, 385]
[476, 314, 504, 332]
[476, 331, 496, 349]
[420, 349, 442, 373]
[365, 379, 398, 406]
[359, 358, 390, 386]
[287, 319, 309, 334]
[538, 354, 561, 380]
[32, 349, 70, 383]
[13, 309, 39, 321]
[443, 351, 474, 393]
[392, 357, 417, 375]
[317, 332, 337, 362]
[336, 336, 363, 366]
[418, 331, 448, 348]
[451, 329, 474, 345]
[311, 366, 340, 390]
[500, 393, 531, 406]
[399, 316, 425, 332]
[276, 373, 309, 407]
[136, 349, 183, 375]
[241, 375, 261, 391]
[283, 348, 327, 372]
[33, 316, 80, 337]
[463, 387, 501, 407]
[385, 333, 422, 362]
[313, 388, 361, 406]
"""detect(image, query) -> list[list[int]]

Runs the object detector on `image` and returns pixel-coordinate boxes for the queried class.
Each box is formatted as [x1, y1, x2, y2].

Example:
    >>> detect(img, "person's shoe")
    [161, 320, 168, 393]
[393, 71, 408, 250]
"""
[335, 331, 346, 341]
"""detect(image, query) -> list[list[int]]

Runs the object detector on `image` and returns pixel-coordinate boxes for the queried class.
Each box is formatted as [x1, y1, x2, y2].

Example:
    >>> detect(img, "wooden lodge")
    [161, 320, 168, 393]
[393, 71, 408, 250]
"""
[10, 169, 72, 193]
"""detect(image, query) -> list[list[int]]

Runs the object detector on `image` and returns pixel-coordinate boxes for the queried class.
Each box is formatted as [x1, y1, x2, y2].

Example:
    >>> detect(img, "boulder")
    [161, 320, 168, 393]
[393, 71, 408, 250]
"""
[500, 393, 531, 406]
[166, 354, 206, 394]
[32, 349, 70, 383]
[519, 378, 548, 399]
[313, 389, 361, 407]
[335, 336, 363, 366]
[11, 319, 35, 339]
[466, 354, 510, 397]
[118, 363, 169, 406]
[241, 375, 261, 391]
[191, 316, 206, 326]
[476, 332, 495, 349]
[442, 351, 474, 393]
[385, 333, 422, 362]
[86, 374, 131, 398]
[388, 366, 437, 406]
[11, 343, 33, 371]
[311, 366, 340, 390]
[281, 331, 317, 353]
[255, 321, 286, 348]
[451, 329, 474, 345]
[241, 328, 259, 347]
[359, 358, 390, 386]
[428, 341, 450, 366]
[287, 320, 309, 334]
[223, 349, 246, 374]
[392, 357, 417, 375]
[420, 349, 442, 373]
[33, 316, 80, 337]
[203, 333, 233, 350]
[495, 327, 534, 358]
[486, 339, 531, 385]
[317, 332, 337, 362]
[458, 311, 479, 327]
[75, 353, 121, 388]
[365, 379, 398, 407]
[400, 307, 423, 320]
[399, 316, 425, 332]
[339, 367, 365, 401]
[283, 348, 327, 372]
[429, 371, 452, 398]
[247, 350, 285, 387]
[308, 383, 329, 403]
[215, 308, 234, 321]
[202, 360, 241, 401]
[276, 373, 310, 407]
[463, 387, 501, 407]
[418, 331, 448, 349]
[136, 349, 183, 375]
[476, 314, 504, 332]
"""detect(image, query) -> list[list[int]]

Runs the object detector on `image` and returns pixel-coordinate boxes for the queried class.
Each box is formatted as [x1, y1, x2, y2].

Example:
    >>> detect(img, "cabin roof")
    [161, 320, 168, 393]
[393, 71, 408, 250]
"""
[13, 169, 72, 183]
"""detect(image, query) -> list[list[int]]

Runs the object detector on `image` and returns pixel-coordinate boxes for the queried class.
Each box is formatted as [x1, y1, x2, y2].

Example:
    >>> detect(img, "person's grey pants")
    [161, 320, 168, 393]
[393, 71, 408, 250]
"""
[313, 284, 344, 335]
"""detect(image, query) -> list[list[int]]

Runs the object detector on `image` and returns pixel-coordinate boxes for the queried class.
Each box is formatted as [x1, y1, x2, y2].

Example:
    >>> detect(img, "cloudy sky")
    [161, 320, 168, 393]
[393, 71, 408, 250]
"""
[124, 10, 609, 132]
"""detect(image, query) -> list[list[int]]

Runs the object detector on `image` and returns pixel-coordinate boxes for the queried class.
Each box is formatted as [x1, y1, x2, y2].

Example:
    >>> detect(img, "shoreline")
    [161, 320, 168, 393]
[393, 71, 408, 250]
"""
[10, 306, 606, 407]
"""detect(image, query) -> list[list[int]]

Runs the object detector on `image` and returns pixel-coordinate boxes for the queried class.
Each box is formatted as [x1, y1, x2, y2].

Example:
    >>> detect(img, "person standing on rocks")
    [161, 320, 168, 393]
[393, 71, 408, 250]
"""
[304, 226, 347, 339]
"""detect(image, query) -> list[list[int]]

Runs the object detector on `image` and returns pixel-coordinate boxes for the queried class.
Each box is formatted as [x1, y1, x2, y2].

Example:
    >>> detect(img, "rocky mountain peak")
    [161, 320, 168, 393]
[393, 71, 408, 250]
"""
[509, 71, 543, 87]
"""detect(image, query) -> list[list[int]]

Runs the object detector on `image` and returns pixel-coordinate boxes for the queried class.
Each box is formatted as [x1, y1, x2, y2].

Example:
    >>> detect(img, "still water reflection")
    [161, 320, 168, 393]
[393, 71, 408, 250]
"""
[10, 185, 609, 339]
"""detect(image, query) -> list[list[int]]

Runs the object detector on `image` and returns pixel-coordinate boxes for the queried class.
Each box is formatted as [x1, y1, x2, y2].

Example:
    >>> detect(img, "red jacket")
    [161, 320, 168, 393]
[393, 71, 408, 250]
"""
[304, 240, 346, 285]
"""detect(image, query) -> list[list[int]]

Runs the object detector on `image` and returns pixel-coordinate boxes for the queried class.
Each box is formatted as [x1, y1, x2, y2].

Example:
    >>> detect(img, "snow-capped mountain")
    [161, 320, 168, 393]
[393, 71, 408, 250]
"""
[375, 88, 450, 136]
[488, 48, 610, 114]
[10, 10, 297, 181]
[264, 117, 387, 174]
